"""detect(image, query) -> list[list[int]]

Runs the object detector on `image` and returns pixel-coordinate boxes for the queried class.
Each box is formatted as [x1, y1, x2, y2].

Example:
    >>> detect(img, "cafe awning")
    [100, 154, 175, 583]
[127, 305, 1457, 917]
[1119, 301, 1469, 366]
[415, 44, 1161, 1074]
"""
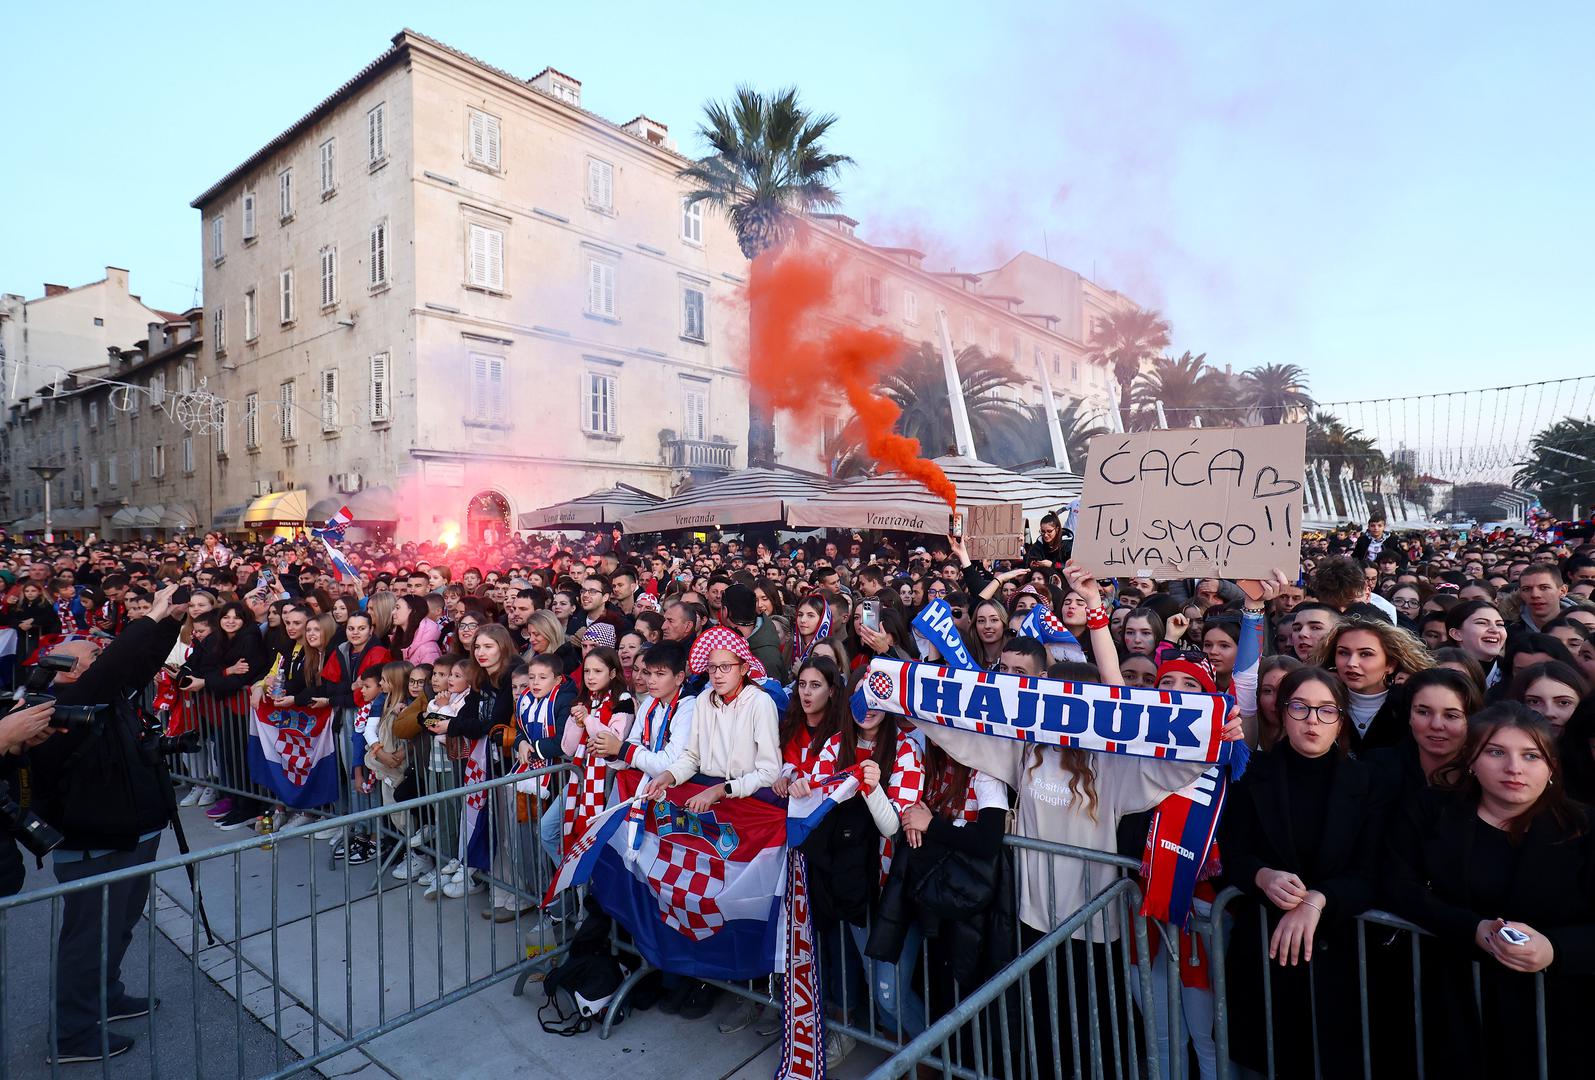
[160, 503, 201, 529]
[52, 507, 101, 530]
[306, 496, 345, 524]
[785, 456, 1077, 532]
[242, 489, 308, 526]
[134, 505, 164, 527]
[11, 513, 44, 532]
[620, 468, 834, 533]
[521, 484, 662, 531]
[213, 502, 250, 531]
[347, 485, 400, 522]
[110, 506, 143, 528]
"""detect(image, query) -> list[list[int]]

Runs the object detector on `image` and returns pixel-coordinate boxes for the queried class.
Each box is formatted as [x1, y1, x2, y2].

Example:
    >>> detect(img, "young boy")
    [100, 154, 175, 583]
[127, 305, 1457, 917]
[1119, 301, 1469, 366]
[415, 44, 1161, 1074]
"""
[513, 654, 576, 918]
[591, 641, 694, 799]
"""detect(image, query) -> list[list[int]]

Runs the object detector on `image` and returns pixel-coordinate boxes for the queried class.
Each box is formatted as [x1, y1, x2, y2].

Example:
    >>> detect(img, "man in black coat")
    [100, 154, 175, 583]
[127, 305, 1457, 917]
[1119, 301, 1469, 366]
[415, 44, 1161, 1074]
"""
[27, 585, 188, 1063]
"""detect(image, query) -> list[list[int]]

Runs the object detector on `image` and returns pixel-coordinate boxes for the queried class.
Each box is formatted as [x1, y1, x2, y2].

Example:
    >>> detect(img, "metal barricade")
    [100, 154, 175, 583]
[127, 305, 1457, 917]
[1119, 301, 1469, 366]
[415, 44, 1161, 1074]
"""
[0, 764, 575, 1080]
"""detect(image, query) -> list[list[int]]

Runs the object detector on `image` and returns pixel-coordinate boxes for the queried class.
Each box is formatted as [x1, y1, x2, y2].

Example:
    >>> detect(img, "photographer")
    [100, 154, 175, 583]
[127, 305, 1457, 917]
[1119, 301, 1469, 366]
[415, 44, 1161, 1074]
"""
[0, 700, 58, 895]
[25, 582, 188, 1064]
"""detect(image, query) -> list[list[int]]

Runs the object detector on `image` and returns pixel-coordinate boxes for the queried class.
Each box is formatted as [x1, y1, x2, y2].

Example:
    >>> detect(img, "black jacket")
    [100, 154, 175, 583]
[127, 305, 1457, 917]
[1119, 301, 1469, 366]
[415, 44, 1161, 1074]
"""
[189, 626, 269, 698]
[1383, 788, 1595, 1079]
[1218, 746, 1389, 1077]
[29, 616, 183, 851]
[1347, 683, 1412, 758]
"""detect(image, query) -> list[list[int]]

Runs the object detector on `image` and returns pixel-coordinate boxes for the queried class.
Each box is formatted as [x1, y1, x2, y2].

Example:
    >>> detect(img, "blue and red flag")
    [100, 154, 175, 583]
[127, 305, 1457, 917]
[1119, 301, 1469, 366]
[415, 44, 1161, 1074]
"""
[1018, 603, 1087, 663]
[321, 536, 359, 583]
[248, 700, 340, 809]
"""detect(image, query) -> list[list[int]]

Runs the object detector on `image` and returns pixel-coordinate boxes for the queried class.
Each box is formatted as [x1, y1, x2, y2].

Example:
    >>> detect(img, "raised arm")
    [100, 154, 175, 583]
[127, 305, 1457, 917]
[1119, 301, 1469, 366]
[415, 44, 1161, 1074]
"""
[1063, 561, 1120, 685]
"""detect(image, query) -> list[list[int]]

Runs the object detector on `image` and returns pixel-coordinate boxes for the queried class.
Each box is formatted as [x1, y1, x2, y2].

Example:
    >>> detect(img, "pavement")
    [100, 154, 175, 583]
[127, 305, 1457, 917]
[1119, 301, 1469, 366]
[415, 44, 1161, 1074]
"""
[5, 799, 905, 1079]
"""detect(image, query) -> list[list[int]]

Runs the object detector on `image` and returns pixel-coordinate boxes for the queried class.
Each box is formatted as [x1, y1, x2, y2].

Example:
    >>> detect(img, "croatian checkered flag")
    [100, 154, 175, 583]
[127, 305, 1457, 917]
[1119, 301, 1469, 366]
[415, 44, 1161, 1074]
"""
[312, 505, 352, 541]
[1018, 604, 1087, 663]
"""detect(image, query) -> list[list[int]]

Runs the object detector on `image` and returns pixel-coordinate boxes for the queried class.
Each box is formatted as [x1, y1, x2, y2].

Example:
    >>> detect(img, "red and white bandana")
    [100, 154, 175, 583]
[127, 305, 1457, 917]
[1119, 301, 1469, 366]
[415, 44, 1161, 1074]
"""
[687, 626, 767, 682]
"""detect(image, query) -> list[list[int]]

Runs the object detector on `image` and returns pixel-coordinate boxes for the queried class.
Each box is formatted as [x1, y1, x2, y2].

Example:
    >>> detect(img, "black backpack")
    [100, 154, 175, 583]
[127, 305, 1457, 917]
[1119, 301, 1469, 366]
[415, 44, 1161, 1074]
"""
[800, 794, 880, 925]
[538, 901, 631, 1036]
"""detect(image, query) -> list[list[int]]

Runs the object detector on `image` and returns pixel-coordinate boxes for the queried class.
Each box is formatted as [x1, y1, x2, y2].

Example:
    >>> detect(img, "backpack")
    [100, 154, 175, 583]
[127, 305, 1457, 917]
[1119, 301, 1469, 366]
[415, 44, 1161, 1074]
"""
[799, 794, 880, 924]
[537, 900, 631, 1036]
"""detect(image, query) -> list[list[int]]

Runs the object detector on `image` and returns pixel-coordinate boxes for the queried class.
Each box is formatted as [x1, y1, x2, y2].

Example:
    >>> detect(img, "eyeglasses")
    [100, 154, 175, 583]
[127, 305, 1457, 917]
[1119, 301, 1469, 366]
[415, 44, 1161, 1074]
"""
[1285, 700, 1342, 724]
[1393, 598, 1420, 610]
[706, 661, 746, 675]
[950, 608, 966, 618]
[457, 621, 479, 631]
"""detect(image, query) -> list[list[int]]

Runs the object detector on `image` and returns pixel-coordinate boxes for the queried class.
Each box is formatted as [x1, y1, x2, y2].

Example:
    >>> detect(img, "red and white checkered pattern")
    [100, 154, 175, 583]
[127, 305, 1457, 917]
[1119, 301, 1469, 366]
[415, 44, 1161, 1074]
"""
[275, 726, 315, 786]
[647, 838, 725, 939]
[561, 742, 609, 857]
[463, 743, 487, 813]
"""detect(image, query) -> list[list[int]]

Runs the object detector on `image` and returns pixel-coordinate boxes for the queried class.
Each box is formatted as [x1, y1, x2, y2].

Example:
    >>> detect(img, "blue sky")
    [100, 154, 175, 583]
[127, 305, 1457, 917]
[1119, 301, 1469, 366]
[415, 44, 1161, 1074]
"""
[3, 1, 1590, 438]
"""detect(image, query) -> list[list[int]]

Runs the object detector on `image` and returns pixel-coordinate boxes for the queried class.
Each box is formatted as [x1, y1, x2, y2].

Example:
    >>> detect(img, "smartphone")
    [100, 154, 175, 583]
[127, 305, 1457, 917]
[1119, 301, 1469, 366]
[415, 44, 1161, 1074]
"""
[860, 599, 882, 633]
[1498, 926, 1531, 946]
[949, 513, 965, 539]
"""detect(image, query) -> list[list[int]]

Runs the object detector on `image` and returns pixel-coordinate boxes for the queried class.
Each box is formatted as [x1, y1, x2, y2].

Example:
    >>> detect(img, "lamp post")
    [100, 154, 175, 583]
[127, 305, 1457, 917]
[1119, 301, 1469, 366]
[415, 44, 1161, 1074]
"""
[28, 464, 63, 544]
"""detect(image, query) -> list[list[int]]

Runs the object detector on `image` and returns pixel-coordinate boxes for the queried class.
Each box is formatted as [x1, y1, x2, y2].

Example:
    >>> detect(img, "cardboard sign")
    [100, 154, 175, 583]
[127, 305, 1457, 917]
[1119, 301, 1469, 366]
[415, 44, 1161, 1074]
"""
[1074, 425, 1306, 580]
[963, 503, 1025, 562]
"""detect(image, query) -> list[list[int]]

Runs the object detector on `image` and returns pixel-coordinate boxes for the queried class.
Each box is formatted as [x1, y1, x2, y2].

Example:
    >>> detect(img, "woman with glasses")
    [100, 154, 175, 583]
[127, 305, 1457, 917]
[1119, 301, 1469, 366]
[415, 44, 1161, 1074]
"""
[1219, 666, 1388, 1079]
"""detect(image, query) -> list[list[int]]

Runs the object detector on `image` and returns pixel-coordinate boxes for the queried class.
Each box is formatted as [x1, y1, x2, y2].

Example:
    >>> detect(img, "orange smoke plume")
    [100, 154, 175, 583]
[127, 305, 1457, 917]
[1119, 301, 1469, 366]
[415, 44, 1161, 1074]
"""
[746, 243, 957, 510]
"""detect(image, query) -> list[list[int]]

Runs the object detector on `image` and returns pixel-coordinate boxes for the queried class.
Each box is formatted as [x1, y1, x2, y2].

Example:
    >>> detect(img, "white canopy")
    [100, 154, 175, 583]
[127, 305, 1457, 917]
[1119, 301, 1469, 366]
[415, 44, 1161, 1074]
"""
[621, 468, 834, 532]
[786, 456, 1077, 532]
[521, 484, 663, 531]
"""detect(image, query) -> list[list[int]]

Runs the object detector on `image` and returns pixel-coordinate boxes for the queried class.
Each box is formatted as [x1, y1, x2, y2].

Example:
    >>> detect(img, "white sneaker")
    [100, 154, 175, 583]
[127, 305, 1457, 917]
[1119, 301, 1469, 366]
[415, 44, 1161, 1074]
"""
[415, 870, 439, 889]
[271, 808, 289, 831]
[392, 855, 432, 882]
[825, 1031, 856, 1068]
[195, 787, 218, 807]
[179, 787, 203, 808]
[283, 812, 315, 832]
[440, 859, 462, 877]
[407, 825, 434, 849]
[442, 872, 485, 899]
[450, 866, 466, 885]
[313, 824, 341, 840]
[423, 875, 443, 900]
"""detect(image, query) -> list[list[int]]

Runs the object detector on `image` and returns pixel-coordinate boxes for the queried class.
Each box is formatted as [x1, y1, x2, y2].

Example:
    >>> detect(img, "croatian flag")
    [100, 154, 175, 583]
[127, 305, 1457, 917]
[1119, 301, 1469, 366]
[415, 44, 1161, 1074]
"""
[547, 778, 788, 981]
[248, 701, 340, 808]
[1018, 604, 1087, 663]
[313, 505, 353, 540]
[322, 537, 359, 582]
[460, 737, 493, 870]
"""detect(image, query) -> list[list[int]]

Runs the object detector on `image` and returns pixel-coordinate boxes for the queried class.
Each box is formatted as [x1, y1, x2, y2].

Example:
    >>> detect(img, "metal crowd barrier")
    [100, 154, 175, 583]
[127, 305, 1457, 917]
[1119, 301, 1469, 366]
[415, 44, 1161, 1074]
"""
[0, 764, 576, 1080]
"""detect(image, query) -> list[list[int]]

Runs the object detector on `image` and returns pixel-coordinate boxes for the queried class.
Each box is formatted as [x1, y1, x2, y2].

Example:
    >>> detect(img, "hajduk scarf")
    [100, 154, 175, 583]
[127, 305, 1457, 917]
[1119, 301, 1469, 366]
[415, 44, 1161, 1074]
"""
[862, 656, 1245, 928]
[791, 600, 833, 667]
[513, 688, 556, 799]
[910, 597, 977, 669]
[560, 691, 615, 857]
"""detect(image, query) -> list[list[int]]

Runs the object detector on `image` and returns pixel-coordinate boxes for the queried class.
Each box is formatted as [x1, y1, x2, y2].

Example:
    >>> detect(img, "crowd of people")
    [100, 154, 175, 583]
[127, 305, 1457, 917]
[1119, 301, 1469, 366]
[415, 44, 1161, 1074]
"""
[3, 512, 1594, 1076]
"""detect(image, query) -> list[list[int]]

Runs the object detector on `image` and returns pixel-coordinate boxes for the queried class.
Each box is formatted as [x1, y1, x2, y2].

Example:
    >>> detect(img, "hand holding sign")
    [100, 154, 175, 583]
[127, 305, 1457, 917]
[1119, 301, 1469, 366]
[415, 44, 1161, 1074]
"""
[1073, 425, 1307, 580]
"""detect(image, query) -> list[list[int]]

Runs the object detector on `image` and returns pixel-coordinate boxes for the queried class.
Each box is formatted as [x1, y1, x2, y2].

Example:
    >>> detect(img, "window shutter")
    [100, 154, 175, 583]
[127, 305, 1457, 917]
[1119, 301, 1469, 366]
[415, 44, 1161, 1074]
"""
[685, 388, 706, 441]
[588, 262, 614, 316]
[368, 103, 385, 164]
[217, 403, 229, 454]
[588, 160, 612, 208]
[370, 221, 387, 286]
[369, 353, 390, 422]
[486, 229, 503, 291]
[245, 393, 259, 448]
[280, 381, 296, 441]
[321, 247, 337, 307]
[322, 369, 339, 431]
[320, 138, 336, 194]
[470, 110, 485, 162]
[471, 354, 488, 419]
[213, 306, 225, 354]
[489, 359, 505, 422]
[212, 216, 224, 260]
[242, 192, 256, 239]
[280, 169, 292, 218]
[484, 113, 500, 169]
[280, 269, 294, 323]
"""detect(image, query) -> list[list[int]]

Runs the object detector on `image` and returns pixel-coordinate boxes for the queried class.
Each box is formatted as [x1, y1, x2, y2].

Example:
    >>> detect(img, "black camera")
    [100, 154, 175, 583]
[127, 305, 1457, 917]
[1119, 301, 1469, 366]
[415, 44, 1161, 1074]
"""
[0, 779, 63, 858]
[20, 695, 99, 732]
[25, 653, 75, 694]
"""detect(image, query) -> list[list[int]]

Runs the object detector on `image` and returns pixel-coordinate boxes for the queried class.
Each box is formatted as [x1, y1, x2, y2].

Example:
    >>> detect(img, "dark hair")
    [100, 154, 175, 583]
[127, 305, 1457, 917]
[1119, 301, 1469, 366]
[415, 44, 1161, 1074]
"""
[1444, 599, 1501, 638]
[836, 668, 900, 774]
[577, 646, 626, 705]
[389, 595, 427, 650]
[1559, 697, 1595, 803]
[1503, 632, 1577, 673]
[1275, 665, 1352, 754]
[1311, 556, 1368, 610]
[1437, 702, 1583, 842]
[1509, 660, 1589, 711]
[639, 640, 688, 676]
[999, 635, 1048, 672]
[1431, 647, 1487, 690]
[527, 652, 563, 674]
[1046, 660, 1101, 681]
[780, 656, 846, 754]
[1404, 665, 1485, 719]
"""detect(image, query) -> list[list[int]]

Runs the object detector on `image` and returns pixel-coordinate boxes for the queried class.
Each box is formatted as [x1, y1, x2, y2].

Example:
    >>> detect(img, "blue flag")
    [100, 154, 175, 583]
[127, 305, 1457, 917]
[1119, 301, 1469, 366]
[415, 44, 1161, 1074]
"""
[910, 598, 978, 671]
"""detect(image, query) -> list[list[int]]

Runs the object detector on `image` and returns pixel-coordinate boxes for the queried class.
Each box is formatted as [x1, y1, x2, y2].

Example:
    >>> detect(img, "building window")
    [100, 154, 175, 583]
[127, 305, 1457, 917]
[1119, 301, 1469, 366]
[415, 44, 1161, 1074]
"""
[89, 460, 99, 490]
[242, 191, 256, 241]
[367, 102, 387, 167]
[244, 392, 259, 449]
[213, 305, 225, 356]
[1011, 334, 1022, 363]
[182, 436, 194, 475]
[93, 317, 104, 326]
[682, 385, 707, 442]
[469, 353, 505, 423]
[962, 315, 974, 346]
[217, 403, 230, 455]
[369, 219, 389, 288]
[467, 224, 504, 291]
[583, 370, 618, 436]
[369, 352, 391, 423]
[180, 361, 195, 394]
[88, 401, 98, 428]
[211, 215, 224, 263]
[681, 285, 706, 342]
[150, 372, 166, 408]
[319, 138, 336, 196]
[151, 445, 165, 479]
[468, 108, 501, 170]
[868, 276, 884, 314]
[243, 289, 258, 341]
[989, 327, 1000, 355]
[279, 168, 293, 220]
[586, 159, 613, 211]
[903, 290, 919, 324]
[681, 198, 703, 244]
[108, 454, 118, 487]
[279, 381, 297, 441]
[586, 258, 616, 318]
[279, 269, 295, 324]
[131, 450, 140, 484]
[320, 245, 338, 307]
[1071, 359, 1081, 382]
[320, 369, 339, 432]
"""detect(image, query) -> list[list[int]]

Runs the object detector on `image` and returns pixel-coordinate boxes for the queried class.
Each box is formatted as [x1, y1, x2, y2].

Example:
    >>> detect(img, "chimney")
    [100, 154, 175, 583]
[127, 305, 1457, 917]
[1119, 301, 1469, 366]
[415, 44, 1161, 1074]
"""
[43, 284, 67, 297]
[622, 116, 672, 149]
[105, 267, 130, 292]
[528, 67, 581, 107]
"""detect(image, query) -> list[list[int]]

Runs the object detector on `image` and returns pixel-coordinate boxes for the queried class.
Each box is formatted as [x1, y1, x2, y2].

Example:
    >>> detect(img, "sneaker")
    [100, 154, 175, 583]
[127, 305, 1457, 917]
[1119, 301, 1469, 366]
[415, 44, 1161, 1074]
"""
[423, 875, 443, 901]
[106, 995, 159, 1021]
[440, 858, 462, 878]
[442, 871, 485, 899]
[178, 787, 203, 808]
[313, 824, 341, 840]
[346, 837, 377, 865]
[718, 997, 765, 1034]
[282, 812, 315, 832]
[204, 798, 234, 820]
[756, 1010, 782, 1038]
[679, 982, 719, 1021]
[194, 787, 219, 807]
[482, 904, 519, 922]
[215, 807, 257, 831]
[407, 824, 434, 848]
[48, 1031, 133, 1064]
[392, 855, 432, 882]
[825, 1031, 857, 1069]
[415, 870, 438, 889]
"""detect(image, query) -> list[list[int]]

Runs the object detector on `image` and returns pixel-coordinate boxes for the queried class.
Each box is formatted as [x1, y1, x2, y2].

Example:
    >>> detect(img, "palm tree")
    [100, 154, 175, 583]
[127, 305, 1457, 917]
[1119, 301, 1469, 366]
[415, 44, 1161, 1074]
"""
[991, 400, 1111, 472]
[1130, 352, 1223, 429]
[827, 344, 1031, 474]
[1238, 363, 1314, 425]
[679, 86, 853, 468]
[1307, 411, 1378, 517]
[1086, 307, 1171, 431]
[1516, 417, 1595, 517]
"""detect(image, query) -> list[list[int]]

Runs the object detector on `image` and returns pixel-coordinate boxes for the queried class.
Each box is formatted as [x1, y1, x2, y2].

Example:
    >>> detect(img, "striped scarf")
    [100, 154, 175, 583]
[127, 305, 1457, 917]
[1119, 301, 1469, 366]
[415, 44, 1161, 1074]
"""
[790, 602, 832, 667]
[560, 692, 613, 856]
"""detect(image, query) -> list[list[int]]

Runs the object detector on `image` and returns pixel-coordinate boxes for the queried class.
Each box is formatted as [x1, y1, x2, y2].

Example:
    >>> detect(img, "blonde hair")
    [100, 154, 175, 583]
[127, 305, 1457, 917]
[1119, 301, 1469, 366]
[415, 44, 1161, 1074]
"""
[379, 661, 414, 724]
[365, 591, 397, 643]
[1313, 618, 1434, 680]
[527, 610, 566, 653]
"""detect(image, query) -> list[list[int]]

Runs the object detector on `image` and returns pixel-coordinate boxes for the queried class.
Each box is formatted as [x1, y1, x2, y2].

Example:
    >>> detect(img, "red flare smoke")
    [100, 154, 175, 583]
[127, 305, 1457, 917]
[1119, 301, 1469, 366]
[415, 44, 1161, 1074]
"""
[746, 244, 957, 510]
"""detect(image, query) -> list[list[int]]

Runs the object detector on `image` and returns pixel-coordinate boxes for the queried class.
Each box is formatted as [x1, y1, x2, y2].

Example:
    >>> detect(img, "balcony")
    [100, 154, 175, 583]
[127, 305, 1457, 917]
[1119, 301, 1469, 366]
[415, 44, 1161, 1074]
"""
[665, 436, 736, 474]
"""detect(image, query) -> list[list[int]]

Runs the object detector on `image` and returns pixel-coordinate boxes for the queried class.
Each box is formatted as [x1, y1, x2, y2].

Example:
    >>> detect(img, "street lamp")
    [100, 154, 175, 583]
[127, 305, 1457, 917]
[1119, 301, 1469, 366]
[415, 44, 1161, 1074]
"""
[27, 464, 63, 544]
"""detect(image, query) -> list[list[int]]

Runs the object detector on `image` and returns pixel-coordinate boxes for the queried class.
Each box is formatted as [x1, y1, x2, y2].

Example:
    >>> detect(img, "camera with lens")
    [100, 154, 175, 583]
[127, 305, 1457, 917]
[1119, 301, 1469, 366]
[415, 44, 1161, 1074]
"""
[0, 779, 64, 858]
[20, 695, 99, 733]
